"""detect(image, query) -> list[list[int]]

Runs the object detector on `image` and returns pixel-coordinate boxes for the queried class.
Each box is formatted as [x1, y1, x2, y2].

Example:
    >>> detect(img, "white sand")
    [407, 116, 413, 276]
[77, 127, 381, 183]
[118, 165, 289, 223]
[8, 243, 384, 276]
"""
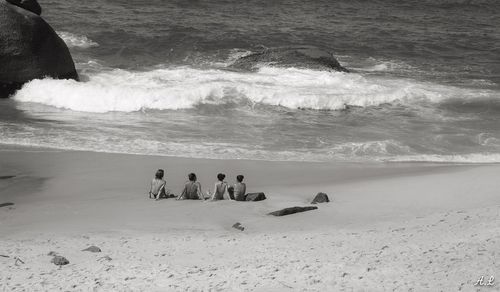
[1, 147, 499, 291]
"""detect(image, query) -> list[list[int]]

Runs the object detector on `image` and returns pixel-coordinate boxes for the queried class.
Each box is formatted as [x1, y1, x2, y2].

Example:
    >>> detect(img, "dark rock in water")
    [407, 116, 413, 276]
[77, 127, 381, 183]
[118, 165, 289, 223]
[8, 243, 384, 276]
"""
[268, 206, 318, 216]
[0, 0, 78, 98]
[51, 255, 69, 266]
[245, 192, 266, 202]
[311, 192, 330, 204]
[0, 202, 14, 208]
[6, 0, 41, 15]
[227, 186, 235, 200]
[230, 46, 348, 72]
[82, 246, 102, 253]
[232, 222, 244, 231]
[0, 175, 16, 179]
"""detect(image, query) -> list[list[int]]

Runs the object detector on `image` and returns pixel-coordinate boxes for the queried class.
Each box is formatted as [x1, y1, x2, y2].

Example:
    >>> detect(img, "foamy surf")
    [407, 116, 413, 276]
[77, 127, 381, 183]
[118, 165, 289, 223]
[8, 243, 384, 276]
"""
[57, 31, 99, 49]
[385, 153, 500, 164]
[12, 65, 495, 113]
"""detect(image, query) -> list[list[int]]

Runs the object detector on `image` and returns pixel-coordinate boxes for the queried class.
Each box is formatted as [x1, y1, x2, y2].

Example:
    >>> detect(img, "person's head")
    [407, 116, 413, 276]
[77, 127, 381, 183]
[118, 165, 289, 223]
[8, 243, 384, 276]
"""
[236, 175, 244, 183]
[155, 169, 164, 179]
[188, 173, 197, 182]
[217, 173, 226, 182]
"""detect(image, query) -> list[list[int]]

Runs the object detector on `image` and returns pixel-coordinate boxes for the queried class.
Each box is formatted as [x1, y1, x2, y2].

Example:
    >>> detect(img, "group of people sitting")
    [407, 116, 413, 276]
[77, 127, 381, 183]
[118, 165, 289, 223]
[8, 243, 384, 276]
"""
[148, 169, 247, 201]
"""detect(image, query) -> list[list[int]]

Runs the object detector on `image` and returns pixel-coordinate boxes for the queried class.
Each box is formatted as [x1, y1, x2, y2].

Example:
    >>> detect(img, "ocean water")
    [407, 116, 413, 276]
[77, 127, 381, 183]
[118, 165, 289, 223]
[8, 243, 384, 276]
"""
[1, 0, 500, 162]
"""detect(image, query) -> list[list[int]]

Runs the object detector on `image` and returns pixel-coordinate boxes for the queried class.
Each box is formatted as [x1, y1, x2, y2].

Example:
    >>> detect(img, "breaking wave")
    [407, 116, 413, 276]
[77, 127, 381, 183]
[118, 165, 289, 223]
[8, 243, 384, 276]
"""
[12, 65, 497, 113]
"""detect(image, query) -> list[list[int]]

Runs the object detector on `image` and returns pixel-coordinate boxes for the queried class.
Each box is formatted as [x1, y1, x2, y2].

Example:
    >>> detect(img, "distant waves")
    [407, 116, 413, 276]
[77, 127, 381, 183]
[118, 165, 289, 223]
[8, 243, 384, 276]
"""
[57, 31, 99, 49]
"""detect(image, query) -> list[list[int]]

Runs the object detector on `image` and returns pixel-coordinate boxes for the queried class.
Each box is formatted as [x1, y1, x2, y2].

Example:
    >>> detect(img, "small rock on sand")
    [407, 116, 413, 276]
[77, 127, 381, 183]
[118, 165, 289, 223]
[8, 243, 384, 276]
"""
[232, 222, 245, 231]
[82, 246, 102, 253]
[51, 255, 69, 266]
[268, 206, 318, 216]
[311, 192, 329, 204]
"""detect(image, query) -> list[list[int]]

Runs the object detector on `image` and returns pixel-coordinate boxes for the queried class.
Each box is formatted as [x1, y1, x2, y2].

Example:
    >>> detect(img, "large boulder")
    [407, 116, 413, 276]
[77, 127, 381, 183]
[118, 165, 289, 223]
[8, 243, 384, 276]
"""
[6, 0, 41, 15]
[0, 0, 78, 98]
[230, 46, 348, 72]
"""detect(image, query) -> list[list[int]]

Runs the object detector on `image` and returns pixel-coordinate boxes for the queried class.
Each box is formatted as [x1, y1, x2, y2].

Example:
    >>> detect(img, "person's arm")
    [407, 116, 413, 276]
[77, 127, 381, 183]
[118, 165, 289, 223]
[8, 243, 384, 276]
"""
[209, 182, 218, 200]
[197, 182, 204, 200]
[224, 182, 232, 200]
[177, 184, 187, 200]
[156, 182, 166, 200]
[149, 180, 154, 198]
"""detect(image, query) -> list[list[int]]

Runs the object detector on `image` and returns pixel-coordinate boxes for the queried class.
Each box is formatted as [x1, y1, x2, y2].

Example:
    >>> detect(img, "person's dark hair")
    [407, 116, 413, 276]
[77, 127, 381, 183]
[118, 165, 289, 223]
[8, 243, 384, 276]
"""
[155, 169, 164, 179]
[188, 173, 196, 182]
[217, 173, 226, 181]
[236, 175, 244, 182]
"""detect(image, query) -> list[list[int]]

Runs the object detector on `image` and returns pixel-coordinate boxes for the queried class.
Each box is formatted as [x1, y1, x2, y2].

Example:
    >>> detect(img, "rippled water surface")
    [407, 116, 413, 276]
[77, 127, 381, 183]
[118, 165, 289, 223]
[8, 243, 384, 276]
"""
[1, 0, 500, 162]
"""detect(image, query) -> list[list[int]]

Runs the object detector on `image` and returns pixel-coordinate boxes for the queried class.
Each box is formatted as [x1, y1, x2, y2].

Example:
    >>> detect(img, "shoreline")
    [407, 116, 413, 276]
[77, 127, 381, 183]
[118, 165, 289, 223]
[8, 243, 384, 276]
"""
[1, 145, 499, 290]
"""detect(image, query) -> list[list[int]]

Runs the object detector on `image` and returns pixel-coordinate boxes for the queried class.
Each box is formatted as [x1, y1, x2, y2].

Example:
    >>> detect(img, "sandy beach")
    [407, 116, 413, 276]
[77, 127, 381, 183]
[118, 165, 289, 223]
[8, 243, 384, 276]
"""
[1, 146, 499, 291]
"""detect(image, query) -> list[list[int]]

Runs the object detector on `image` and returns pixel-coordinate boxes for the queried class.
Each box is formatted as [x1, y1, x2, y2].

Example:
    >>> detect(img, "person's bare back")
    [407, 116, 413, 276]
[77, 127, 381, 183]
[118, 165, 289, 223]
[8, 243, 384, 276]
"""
[233, 175, 246, 201]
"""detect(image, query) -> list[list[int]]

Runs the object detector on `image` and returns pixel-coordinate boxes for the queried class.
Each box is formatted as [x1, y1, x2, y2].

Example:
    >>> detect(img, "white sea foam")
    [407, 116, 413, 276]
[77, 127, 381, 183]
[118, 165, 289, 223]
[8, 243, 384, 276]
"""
[13, 65, 494, 113]
[328, 140, 413, 157]
[57, 31, 99, 49]
[385, 153, 500, 164]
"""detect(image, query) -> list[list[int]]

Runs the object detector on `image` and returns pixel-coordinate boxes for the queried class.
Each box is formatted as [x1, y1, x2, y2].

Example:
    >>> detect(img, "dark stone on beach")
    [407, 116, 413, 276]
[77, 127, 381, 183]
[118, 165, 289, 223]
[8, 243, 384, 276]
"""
[51, 255, 69, 266]
[230, 46, 348, 72]
[47, 251, 57, 256]
[232, 222, 245, 231]
[6, 0, 41, 15]
[245, 192, 266, 202]
[0, 202, 14, 208]
[268, 206, 318, 216]
[0, 175, 16, 179]
[0, 0, 78, 98]
[82, 246, 101, 253]
[311, 192, 330, 204]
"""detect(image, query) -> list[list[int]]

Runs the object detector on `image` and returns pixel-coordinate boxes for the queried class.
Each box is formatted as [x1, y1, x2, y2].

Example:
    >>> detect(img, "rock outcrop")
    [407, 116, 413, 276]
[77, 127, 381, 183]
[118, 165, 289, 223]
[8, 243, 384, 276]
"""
[230, 46, 348, 72]
[0, 0, 78, 98]
[311, 192, 330, 204]
[6, 0, 41, 15]
[245, 192, 267, 202]
[268, 206, 318, 216]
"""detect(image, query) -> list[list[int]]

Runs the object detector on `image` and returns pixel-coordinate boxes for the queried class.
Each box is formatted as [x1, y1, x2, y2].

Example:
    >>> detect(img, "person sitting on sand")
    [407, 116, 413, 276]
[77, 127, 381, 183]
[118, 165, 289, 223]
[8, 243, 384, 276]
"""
[177, 173, 203, 200]
[233, 175, 247, 201]
[208, 173, 231, 201]
[149, 169, 173, 200]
